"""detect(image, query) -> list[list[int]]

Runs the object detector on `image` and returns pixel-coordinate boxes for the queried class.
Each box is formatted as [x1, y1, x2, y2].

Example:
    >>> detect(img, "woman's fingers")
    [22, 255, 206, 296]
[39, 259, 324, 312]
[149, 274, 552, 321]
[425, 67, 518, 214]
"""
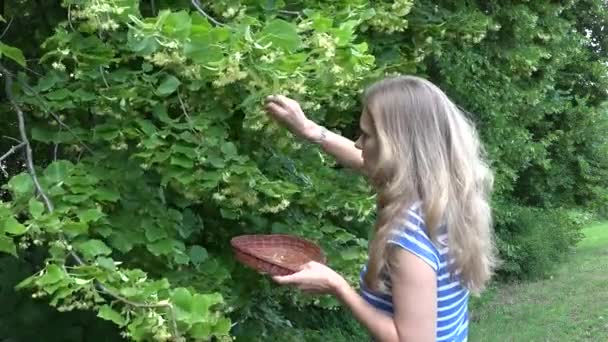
[266, 95, 298, 111]
[264, 102, 288, 117]
[272, 273, 299, 285]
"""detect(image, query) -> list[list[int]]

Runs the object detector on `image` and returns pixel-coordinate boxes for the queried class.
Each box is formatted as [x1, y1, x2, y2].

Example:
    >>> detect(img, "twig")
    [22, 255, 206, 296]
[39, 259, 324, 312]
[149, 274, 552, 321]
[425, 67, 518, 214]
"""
[177, 91, 202, 139]
[99, 66, 110, 88]
[3, 65, 54, 212]
[191, 0, 224, 26]
[0, 141, 25, 177]
[150, 0, 156, 15]
[279, 10, 300, 15]
[21, 65, 44, 77]
[2, 135, 22, 144]
[67, 3, 76, 32]
[54, 127, 61, 161]
[177, 91, 192, 122]
[0, 142, 25, 164]
[0, 17, 14, 40]
[1, 64, 182, 340]
[12, 75, 95, 155]
[94, 283, 181, 339]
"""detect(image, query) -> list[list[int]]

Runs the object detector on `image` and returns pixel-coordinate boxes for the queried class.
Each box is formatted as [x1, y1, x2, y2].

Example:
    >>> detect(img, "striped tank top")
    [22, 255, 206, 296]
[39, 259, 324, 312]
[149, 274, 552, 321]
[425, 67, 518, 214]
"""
[359, 203, 469, 341]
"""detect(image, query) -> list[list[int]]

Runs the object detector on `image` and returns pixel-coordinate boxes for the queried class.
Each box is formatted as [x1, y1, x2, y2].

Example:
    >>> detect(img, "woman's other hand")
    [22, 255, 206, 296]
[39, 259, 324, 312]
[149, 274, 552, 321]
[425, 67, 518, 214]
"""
[264, 95, 321, 142]
[272, 261, 347, 295]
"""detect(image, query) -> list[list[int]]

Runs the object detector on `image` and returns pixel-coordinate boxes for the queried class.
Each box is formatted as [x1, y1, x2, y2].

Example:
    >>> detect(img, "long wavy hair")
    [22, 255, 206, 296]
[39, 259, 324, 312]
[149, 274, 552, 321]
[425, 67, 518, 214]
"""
[361, 75, 497, 295]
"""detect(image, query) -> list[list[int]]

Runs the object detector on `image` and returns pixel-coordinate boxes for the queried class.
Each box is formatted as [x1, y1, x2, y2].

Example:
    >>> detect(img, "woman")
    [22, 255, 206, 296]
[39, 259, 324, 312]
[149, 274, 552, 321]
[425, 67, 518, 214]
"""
[264, 75, 497, 342]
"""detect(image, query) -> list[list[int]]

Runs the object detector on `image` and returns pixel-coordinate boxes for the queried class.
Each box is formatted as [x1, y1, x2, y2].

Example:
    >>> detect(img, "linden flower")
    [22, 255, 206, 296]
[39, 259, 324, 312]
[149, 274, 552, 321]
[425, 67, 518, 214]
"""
[52, 61, 66, 71]
[259, 199, 290, 213]
[292, 82, 307, 94]
[223, 7, 238, 18]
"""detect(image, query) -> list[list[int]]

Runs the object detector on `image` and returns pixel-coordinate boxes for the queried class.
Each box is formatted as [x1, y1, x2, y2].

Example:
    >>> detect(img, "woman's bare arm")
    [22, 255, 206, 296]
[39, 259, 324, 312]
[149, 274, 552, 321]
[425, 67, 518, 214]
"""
[264, 95, 364, 171]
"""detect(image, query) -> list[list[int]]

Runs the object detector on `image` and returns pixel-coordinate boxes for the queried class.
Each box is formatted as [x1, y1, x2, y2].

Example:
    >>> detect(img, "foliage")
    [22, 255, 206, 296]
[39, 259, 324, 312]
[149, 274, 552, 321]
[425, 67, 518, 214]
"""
[0, 0, 607, 341]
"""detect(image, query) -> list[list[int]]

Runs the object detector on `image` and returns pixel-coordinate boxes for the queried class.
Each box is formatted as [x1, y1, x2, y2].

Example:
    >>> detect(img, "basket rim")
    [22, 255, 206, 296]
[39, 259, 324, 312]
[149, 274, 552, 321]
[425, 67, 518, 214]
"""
[230, 233, 326, 271]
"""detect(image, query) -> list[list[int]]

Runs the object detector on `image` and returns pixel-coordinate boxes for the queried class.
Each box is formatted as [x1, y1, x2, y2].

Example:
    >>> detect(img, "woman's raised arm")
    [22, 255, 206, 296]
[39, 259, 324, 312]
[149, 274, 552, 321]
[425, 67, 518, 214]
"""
[264, 95, 364, 172]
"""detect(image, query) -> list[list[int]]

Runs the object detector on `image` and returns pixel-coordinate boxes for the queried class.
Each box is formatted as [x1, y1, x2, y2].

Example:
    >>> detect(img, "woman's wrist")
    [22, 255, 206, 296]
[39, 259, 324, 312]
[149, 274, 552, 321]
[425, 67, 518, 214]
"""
[330, 275, 350, 298]
[306, 123, 328, 145]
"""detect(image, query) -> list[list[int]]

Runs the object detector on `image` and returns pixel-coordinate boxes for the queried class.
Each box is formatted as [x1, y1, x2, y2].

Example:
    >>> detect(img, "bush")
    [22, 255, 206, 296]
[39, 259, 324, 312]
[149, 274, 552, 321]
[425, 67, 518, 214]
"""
[494, 206, 587, 280]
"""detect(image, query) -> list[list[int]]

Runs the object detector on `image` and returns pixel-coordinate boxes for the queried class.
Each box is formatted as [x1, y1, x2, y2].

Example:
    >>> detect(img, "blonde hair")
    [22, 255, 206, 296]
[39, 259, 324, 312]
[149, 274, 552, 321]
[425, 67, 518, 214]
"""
[362, 75, 497, 295]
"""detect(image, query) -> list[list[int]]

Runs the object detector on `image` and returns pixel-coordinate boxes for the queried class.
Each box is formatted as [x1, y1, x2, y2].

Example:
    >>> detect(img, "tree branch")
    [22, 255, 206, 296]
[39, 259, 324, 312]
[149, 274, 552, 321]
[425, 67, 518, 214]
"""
[1, 64, 181, 340]
[3, 135, 22, 144]
[0, 16, 14, 40]
[0, 141, 25, 177]
[67, 3, 76, 32]
[4, 70, 55, 212]
[10, 73, 95, 155]
[0, 141, 25, 164]
[150, 0, 156, 16]
[191, 0, 224, 26]
[99, 66, 110, 88]
[279, 10, 300, 15]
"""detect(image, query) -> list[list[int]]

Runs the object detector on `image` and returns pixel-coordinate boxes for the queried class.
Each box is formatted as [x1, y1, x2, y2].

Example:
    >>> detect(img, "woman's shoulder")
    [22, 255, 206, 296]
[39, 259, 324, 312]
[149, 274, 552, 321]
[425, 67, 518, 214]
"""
[387, 203, 443, 272]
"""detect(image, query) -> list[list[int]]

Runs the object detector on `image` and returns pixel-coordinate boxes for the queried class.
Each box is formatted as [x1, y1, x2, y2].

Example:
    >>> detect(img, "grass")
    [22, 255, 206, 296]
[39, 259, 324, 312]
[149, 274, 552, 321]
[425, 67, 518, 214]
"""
[469, 222, 608, 341]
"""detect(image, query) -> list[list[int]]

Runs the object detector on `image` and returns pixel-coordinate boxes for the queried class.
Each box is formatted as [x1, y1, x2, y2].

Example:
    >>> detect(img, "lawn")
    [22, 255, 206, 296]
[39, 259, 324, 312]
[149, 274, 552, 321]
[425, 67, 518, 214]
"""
[469, 222, 608, 341]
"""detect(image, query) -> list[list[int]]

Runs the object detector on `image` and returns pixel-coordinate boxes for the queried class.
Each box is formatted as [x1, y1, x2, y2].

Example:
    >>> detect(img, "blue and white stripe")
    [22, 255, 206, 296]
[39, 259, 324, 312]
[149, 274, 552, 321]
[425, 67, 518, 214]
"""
[359, 204, 469, 341]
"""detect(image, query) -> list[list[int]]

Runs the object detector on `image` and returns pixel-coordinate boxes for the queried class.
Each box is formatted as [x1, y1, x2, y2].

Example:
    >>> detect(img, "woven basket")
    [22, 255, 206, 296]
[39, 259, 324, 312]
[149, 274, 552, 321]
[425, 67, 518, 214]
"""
[231, 234, 326, 276]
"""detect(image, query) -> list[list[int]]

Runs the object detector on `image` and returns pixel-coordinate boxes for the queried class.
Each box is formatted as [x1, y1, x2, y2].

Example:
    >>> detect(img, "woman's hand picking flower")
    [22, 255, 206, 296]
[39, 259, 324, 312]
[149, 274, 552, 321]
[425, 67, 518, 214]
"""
[264, 95, 321, 142]
[272, 261, 347, 295]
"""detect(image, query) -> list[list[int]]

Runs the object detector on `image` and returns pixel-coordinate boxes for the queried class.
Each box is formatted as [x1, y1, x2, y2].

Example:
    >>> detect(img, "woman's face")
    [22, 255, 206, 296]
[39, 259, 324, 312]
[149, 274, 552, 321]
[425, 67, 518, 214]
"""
[355, 109, 379, 171]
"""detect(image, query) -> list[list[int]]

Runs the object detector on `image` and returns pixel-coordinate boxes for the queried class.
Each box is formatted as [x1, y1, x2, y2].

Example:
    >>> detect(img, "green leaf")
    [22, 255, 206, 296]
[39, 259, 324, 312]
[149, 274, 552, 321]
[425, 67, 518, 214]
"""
[191, 292, 222, 318]
[0, 42, 26, 67]
[63, 221, 89, 235]
[171, 144, 197, 156]
[127, 33, 158, 55]
[0, 235, 16, 256]
[7, 173, 33, 195]
[2, 217, 27, 235]
[145, 225, 168, 242]
[171, 287, 193, 317]
[259, 19, 301, 53]
[98, 305, 127, 327]
[15, 274, 35, 290]
[31, 127, 57, 143]
[136, 119, 157, 135]
[220, 142, 237, 157]
[119, 287, 138, 297]
[212, 317, 232, 335]
[45, 88, 71, 100]
[146, 239, 174, 256]
[76, 239, 112, 259]
[28, 198, 45, 219]
[188, 245, 208, 265]
[170, 155, 194, 169]
[95, 188, 120, 202]
[184, 30, 224, 64]
[44, 160, 73, 184]
[161, 10, 192, 39]
[37, 72, 61, 91]
[156, 75, 181, 96]
[190, 323, 211, 339]
[77, 208, 104, 223]
[38, 264, 64, 285]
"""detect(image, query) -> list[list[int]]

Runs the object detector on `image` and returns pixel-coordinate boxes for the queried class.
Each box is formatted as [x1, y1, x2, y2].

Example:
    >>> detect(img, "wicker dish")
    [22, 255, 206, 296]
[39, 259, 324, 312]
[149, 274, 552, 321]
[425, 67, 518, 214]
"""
[230, 234, 326, 276]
